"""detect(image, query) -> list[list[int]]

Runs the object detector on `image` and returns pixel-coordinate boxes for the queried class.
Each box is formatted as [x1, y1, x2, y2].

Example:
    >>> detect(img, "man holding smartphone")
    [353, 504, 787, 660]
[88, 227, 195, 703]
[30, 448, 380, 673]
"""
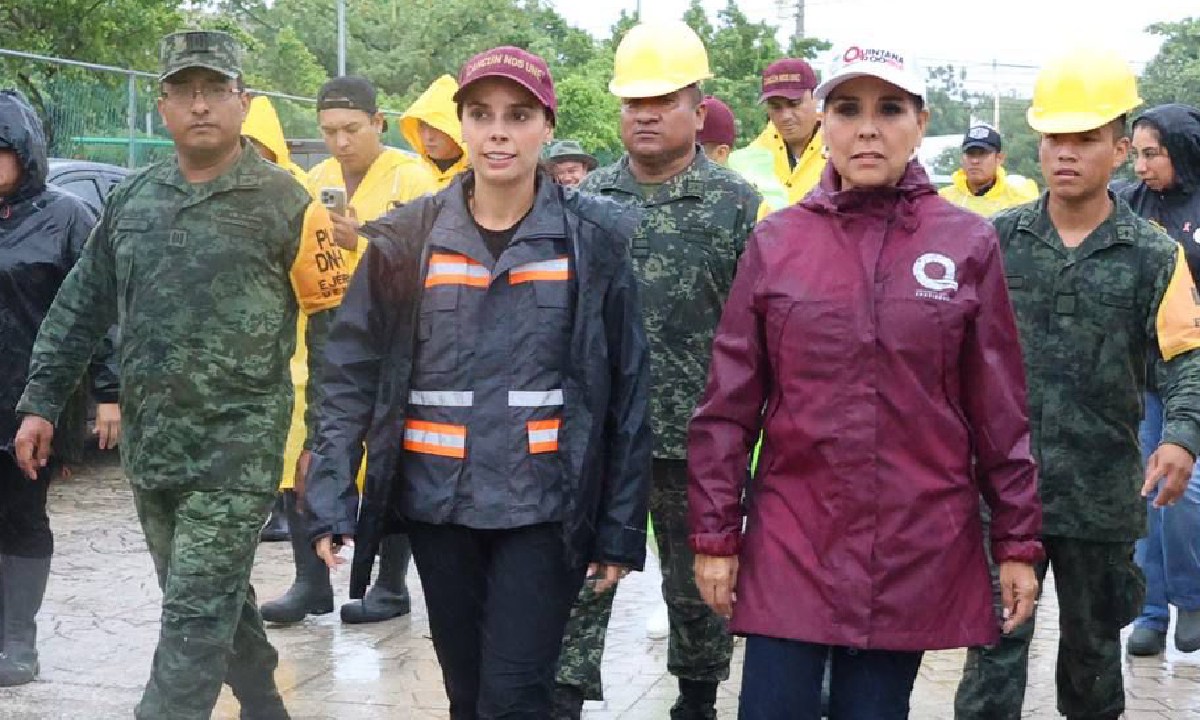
[259, 76, 436, 627]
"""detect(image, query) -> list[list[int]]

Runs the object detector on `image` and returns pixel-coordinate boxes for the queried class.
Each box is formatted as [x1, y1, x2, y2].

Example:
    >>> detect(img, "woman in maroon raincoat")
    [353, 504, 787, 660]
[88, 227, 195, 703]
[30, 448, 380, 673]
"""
[687, 45, 1045, 719]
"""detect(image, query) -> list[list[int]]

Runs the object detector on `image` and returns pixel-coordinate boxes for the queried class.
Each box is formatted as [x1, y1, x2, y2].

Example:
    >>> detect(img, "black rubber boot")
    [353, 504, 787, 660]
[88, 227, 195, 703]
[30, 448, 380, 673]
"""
[0, 555, 51, 687]
[340, 534, 412, 624]
[260, 492, 333, 624]
[259, 493, 290, 543]
[669, 678, 718, 720]
[551, 683, 585, 720]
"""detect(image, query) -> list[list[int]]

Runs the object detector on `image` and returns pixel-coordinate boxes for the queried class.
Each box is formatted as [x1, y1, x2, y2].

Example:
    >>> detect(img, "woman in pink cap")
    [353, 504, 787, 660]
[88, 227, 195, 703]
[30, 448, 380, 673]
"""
[687, 44, 1044, 718]
[303, 46, 652, 718]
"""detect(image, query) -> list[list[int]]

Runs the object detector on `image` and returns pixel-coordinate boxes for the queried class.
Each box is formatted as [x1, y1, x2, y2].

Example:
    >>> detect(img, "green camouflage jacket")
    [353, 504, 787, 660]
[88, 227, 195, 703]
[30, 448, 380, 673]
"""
[997, 194, 1200, 540]
[581, 149, 761, 459]
[18, 142, 347, 491]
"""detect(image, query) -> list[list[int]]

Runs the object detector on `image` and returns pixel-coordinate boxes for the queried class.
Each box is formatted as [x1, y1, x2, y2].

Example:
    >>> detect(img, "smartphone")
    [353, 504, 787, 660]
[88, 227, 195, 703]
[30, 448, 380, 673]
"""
[319, 187, 347, 217]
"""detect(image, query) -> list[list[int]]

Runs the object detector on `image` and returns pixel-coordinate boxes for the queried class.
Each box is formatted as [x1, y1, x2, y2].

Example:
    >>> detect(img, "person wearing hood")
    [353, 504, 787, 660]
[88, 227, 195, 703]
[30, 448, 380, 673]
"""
[242, 93, 309, 544]
[243, 94, 308, 185]
[270, 75, 436, 627]
[688, 45, 1043, 717]
[1118, 103, 1200, 658]
[302, 45, 650, 717]
[400, 74, 469, 189]
[938, 124, 1039, 216]
[0, 89, 120, 687]
[728, 58, 825, 208]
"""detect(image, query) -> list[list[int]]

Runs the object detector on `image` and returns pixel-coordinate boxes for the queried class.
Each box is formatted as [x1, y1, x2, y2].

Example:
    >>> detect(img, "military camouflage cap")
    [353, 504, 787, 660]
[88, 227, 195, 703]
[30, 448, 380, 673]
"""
[159, 31, 243, 82]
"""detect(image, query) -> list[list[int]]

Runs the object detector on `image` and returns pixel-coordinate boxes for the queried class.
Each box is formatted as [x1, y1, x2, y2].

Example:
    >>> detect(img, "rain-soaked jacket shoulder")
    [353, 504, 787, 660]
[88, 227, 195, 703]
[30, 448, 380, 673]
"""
[242, 95, 309, 186]
[1119, 103, 1200, 282]
[401, 75, 469, 188]
[304, 172, 651, 597]
[0, 90, 114, 456]
[688, 159, 1043, 651]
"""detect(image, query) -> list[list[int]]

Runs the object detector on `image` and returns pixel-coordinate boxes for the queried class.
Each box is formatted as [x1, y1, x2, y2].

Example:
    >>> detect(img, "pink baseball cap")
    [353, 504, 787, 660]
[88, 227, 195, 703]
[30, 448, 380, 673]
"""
[454, 46, 557, 120]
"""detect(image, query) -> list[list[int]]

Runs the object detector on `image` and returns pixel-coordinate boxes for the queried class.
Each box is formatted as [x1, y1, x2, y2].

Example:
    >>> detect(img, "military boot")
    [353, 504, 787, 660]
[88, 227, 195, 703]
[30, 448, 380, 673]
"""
[669, 679, 718, 720]
[551, 683, 585, 720]
[259, 493, 290, 543]
[0, 555, 51, 686]
[340, 534, 412, 624]
[260, 492, 333, 624]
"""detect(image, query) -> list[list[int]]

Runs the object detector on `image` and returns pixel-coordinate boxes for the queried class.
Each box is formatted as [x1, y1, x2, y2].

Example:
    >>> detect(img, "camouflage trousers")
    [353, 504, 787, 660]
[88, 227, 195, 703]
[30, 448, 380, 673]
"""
[954, 535, 1145, 720]
[555, 460, 732, 700]
[132, 487, 281, 720]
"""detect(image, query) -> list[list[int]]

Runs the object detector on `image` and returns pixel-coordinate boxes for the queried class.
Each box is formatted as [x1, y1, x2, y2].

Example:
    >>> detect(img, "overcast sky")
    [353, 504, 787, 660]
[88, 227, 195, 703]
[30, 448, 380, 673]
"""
[549, 0, 1192, 94]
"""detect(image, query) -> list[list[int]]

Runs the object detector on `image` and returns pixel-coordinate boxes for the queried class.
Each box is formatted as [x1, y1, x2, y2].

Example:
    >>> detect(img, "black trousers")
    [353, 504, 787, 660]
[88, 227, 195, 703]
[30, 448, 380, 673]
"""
[0, 451, 53, 558]
[408, 521, 587, 720]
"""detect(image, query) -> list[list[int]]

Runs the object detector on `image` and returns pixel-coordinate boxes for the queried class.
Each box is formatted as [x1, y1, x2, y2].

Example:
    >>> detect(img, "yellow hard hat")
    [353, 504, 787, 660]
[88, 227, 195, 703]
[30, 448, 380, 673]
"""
[609, 21, 713, 99]
[1026, 48, 1143, 134]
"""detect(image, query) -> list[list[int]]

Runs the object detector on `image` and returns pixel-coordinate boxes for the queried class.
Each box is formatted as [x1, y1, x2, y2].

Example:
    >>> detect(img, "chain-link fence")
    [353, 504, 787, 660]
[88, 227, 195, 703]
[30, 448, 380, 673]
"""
[0, 48, 411, 170]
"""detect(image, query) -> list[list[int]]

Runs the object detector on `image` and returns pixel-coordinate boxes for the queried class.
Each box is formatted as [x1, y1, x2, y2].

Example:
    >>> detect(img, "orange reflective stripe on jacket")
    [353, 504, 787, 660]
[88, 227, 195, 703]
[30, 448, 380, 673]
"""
[527, 419, 561, 454]
[510, 257, 570, 284]
[426, 253, 490, 288]
[404, 419, 467, 458]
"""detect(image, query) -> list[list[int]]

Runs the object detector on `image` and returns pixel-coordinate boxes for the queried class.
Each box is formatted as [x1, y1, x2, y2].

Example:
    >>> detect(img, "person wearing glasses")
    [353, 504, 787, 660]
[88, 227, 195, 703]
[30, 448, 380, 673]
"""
[12, 31, 348, 720]
[1119, 103, 1200, 657]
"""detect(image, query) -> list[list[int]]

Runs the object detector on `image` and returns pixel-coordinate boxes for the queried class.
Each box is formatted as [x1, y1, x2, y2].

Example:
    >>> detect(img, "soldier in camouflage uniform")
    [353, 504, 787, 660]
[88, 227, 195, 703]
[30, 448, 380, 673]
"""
[553, 21, 761, 720]
[954, 49, 1200, 720]
[12, 31, 347, 720]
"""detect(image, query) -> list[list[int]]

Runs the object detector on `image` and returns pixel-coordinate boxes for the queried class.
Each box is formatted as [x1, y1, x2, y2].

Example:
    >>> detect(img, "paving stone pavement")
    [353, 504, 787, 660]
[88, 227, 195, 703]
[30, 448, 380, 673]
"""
[3, 457, 1200, 718]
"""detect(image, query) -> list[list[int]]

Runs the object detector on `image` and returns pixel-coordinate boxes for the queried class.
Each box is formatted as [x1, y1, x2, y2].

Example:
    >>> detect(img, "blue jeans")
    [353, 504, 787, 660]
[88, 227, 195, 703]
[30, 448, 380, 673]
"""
[738, 635, 922, 720]
[1135, 391, 1200, 631]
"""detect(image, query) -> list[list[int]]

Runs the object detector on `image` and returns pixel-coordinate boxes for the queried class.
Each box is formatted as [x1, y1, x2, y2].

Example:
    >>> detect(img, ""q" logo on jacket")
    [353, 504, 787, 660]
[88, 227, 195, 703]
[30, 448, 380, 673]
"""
[912, 253, 959, 293]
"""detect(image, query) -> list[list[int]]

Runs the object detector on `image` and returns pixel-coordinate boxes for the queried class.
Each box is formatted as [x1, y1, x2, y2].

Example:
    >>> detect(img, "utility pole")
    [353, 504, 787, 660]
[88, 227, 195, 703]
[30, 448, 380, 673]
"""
[795, 0, 805, 40]
[337, 0, 347, 76]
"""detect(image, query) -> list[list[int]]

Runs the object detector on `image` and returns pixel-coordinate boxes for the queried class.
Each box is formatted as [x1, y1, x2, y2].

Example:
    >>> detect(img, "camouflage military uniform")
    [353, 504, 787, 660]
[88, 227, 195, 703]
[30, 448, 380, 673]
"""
[556, 150, 761, 700]
[955, 196, 1200, 720]
[16, 32, 347, 720]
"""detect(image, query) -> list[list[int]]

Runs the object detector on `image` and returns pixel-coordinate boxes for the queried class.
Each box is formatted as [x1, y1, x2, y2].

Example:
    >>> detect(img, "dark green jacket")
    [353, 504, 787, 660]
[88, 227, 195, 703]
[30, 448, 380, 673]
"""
[997, 193, 1200, 540]
[18, 142, 344, 492]
[580, 149, 761, 460]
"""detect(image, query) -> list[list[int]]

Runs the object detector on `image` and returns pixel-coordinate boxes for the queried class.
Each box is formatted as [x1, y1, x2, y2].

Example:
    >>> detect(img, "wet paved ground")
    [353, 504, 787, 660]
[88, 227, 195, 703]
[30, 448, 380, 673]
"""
[4, 458, 1200, 718]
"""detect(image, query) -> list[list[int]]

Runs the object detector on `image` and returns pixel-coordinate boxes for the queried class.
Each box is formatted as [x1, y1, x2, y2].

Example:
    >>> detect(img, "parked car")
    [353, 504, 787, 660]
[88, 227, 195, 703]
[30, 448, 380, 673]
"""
[46, 159, 129, 216]
[45, 159, 128, 453]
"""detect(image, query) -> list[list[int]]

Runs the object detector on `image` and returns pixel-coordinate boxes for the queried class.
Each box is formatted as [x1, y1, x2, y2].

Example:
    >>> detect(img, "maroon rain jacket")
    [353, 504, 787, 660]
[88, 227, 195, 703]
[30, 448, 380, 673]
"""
[688, 161, 1044, 651]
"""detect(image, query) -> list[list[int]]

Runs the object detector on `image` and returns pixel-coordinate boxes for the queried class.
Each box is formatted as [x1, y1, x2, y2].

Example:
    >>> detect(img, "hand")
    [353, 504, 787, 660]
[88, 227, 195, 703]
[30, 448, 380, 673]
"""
[14, 415, 55, 480]
[329, 212, 362, 251]
[1142, 443, 1194, 508]
[93, 403, 121, 450]
[586, 563, 629, 594]
[293, 450, 312, 506]
[694, 554, 738, 620]
[315, 534, 353, 571]
[998, 561, 1039, 634]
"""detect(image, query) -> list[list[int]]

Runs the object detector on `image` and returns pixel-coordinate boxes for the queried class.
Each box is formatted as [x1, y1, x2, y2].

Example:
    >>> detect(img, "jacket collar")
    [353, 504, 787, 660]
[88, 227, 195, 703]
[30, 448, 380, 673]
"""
[595, 147, 711, 206]
[428, 169, 568, 273]
[802, 159, 935, 229]
[149, 138, 265, 197]
[1018, 190, 1138, 258]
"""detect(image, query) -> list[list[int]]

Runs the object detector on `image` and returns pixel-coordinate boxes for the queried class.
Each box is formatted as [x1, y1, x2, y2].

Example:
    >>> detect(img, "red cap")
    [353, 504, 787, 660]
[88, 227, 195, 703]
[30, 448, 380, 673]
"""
[697, 96, 736, 147]
[759, 58, 818, 102]
[454, 46, 557, 119]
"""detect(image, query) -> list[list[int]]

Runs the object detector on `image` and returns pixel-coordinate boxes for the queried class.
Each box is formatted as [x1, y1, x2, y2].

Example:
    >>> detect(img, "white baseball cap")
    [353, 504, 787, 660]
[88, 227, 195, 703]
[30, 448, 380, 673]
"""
[814, 45, 926, 102]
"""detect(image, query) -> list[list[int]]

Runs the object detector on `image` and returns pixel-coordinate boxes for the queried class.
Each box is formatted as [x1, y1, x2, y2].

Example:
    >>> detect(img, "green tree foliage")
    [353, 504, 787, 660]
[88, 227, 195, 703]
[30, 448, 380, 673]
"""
[1139, 17, 1200, 107]
[0, 0, 180, 149]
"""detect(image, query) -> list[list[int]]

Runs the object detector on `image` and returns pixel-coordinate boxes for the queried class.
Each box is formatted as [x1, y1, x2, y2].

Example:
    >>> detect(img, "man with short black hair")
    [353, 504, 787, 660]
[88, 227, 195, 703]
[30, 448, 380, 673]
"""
[14, 30, 348, 719]
[939, 123, 1038, 216]
[954, 49, 1200, 720]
